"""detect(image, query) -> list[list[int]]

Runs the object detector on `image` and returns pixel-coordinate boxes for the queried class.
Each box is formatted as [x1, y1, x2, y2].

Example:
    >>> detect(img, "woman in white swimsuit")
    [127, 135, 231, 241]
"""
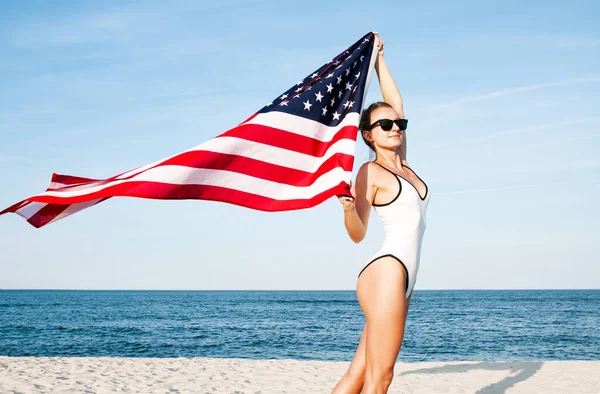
[333, 33, 430, 394]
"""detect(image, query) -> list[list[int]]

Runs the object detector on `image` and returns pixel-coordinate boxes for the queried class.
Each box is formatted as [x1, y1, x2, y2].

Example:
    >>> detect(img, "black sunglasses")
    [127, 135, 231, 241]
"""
[367, 118, 408, 131]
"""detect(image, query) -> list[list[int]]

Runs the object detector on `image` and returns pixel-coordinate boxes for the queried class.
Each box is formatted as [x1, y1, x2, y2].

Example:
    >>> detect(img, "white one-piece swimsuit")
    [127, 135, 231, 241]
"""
[358, 162, 431, 299]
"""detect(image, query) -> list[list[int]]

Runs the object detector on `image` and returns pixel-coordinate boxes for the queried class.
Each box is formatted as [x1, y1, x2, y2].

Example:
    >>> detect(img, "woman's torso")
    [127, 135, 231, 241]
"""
[370, 161, 431, 274]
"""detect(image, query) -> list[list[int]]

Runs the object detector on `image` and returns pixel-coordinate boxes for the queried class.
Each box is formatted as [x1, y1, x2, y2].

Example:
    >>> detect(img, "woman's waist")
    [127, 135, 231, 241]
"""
[381, 220, 426, 234]
[380, 225, 425, 244]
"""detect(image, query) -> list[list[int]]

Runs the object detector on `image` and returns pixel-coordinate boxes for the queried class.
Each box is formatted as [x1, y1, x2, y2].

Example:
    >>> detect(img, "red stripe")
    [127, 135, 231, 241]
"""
[95, 125, 358, 185]
[221, 124, 358, 157]
[0, 152, 355, 225]
[46, 174, 105, 192]
[41, 125, 358, 194]
[26, 203, 71, 228]
[0, 140, 355, 220]
[25, 156, 353, 205]
[100, 125, 358, 185]
[16, 151, 354, 207]
[25, 181, 350, 218]
[238, 112, 258, 126]
[156, 151, 353, 186]
[0, 200, 29, 215]
[50, 173, 101, 186]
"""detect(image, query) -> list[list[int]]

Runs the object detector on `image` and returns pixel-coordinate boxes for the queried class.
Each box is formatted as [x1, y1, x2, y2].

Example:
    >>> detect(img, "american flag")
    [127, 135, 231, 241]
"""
[1, 32, 377, 228]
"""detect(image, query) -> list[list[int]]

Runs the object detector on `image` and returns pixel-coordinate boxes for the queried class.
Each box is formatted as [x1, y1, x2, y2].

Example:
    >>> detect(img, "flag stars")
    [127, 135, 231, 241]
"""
[267, 45, 370, 123]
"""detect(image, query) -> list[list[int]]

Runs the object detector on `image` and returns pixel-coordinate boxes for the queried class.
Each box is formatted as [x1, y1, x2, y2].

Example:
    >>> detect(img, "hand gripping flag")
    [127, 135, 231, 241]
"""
[1, 32, 377, 228]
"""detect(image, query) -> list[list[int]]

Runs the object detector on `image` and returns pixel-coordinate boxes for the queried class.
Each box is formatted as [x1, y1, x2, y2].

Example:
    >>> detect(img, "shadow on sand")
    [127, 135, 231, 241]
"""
[398, 361, 544, 394]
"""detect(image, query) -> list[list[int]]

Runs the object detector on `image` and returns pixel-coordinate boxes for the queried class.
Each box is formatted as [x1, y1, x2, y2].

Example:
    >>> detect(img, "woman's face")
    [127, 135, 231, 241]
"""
[363, 106, 404, 151]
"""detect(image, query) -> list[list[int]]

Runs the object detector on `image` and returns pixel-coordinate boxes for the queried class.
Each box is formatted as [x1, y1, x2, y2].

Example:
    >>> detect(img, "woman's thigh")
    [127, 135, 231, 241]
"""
[357, 256, 409, 373]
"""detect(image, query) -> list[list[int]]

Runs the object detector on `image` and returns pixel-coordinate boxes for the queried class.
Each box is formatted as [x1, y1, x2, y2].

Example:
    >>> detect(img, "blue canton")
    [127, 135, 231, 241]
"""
[257, 33, 375, 128]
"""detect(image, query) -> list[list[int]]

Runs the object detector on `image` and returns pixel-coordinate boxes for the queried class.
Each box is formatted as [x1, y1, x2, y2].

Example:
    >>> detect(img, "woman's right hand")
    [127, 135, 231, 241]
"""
[338, 195, 355, 211]
[337, 181, 356, 211]
[373, 31, 384, 58]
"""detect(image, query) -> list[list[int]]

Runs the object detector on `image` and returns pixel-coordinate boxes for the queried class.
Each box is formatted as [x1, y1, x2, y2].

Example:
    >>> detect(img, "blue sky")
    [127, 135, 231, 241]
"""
[1, 0, 598, 290]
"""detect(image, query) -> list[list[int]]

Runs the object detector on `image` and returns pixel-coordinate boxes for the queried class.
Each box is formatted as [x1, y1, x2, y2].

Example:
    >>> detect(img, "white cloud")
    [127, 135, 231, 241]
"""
[418, 76, 600, 110]
[428, 116, 600, 147]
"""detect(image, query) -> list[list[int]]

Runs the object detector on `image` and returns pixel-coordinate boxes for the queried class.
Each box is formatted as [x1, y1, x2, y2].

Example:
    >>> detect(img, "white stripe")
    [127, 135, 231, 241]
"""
[37, 166, 352, 201]
[35, 154, 352, 200]
[48, 182, 68, 190]
[16, 202, 47, 220]
[37, 138, 356, 197]
[114, 112, 359, 181]
[194, 136, 355, 170]
[359, 43, 378, 119]
[240, 111, 359, 142]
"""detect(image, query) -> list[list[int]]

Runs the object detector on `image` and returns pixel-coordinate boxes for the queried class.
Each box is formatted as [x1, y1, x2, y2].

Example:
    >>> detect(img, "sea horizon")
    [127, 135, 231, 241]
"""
[1, 288, 598, 292]
[1, 289, 598, 362]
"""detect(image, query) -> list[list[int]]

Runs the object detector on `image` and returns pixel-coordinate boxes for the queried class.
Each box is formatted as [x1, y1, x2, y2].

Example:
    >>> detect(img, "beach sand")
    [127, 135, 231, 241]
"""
[1, 357, 598, 393]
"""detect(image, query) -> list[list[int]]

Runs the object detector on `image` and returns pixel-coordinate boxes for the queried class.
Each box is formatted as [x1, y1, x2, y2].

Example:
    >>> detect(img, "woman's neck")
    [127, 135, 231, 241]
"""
[375, 149, 403, 170]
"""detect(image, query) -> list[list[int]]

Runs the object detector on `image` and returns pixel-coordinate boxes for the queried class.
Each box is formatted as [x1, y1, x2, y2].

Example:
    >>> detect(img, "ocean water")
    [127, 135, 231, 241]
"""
[0, 290, 598, 362]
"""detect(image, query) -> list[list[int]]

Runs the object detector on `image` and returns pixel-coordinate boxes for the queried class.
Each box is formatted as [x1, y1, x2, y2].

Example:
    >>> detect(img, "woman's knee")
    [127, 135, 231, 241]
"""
[345, 367, 365, 384]
[364, 366, 394, 388]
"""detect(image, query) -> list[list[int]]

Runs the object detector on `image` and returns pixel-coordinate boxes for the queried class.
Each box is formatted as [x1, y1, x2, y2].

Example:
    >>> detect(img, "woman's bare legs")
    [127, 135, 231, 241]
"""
[358, 256, 409, 394]
[331, 322, 368, 394]
[332, 258, 411, 394]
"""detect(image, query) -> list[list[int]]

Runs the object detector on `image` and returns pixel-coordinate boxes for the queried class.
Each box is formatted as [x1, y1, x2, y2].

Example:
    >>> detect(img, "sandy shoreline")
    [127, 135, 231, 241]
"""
[1, 357, 598, 393]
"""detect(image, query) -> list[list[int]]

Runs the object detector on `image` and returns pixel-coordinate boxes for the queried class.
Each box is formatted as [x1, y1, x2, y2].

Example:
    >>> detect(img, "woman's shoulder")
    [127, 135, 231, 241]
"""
[357, 161, 382, 177]
[356, 161, 390, 187]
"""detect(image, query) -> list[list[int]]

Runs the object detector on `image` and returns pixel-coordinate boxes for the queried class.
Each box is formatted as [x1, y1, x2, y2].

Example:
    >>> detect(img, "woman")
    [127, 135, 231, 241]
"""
[332, 33, 430, 394]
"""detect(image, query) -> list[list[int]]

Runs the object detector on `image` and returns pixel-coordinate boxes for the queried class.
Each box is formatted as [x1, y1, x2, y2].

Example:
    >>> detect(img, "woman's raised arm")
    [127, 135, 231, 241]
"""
[373, 33, 407, 160]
